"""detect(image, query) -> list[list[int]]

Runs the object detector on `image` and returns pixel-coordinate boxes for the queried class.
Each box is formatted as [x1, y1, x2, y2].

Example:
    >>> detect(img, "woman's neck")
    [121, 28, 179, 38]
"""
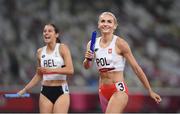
[101, 33, 113, 43]
[47, 42, 56, 51]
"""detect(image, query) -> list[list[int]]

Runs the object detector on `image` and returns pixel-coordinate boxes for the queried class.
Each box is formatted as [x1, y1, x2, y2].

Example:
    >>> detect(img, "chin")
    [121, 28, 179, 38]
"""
[102, 31, 111, 34]
[44, 39, 51, 43]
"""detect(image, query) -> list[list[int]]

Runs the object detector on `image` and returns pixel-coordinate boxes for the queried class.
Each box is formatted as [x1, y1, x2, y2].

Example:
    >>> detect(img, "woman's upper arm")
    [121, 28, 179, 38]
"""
[59, 44, 73, 68]
[86, 41, 91, 51]
[36, 48, 42, 67]
[36, 48, 43, 77]
[118, 38, 139, 68]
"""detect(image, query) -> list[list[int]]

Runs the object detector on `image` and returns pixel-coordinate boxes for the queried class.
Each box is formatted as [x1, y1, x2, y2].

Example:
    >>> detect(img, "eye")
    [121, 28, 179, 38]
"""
[48, 29, 53, 33]
[43, 29, 47, 33]
[107, 20, 112, 23]
[101, 19, 105, 23]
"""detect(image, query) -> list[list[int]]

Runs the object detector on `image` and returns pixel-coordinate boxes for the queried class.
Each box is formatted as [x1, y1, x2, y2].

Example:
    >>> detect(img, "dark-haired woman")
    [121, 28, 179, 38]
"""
[18, 24, 74, 113]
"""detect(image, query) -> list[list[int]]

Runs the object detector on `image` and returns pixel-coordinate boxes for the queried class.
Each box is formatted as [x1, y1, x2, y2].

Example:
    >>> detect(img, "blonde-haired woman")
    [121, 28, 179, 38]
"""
[83, 12, 161, 113]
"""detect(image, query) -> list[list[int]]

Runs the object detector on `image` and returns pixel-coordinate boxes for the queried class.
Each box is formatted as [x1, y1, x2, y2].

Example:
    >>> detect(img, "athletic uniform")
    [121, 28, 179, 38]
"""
[94, 35, 128, 112]
[40, 43, 69, 104]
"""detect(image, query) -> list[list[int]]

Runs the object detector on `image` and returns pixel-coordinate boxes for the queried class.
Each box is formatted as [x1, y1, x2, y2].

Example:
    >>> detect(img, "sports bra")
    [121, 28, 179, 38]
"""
[40, 43, 66, 80]
[94, 35, 126, 72]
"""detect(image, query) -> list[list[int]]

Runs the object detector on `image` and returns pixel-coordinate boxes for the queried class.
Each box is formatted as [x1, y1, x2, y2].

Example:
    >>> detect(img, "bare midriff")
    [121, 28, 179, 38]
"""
[42, 80, 67, 86]
[99, 71, 124, 85]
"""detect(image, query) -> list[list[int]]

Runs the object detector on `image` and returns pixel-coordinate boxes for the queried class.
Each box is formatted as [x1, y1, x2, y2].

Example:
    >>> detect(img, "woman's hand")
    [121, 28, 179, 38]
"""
[85, 50, 94, 61]
[149, 90, 162, 104]
[37, 67, 53, 74]
[17, 88, 27, 96]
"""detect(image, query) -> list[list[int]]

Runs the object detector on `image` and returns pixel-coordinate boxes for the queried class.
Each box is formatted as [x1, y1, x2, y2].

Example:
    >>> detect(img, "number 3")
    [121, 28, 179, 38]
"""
[115, 82, 125, 91]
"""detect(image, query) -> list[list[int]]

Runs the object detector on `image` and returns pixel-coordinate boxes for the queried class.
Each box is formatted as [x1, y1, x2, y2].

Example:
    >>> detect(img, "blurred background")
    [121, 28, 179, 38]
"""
[0, 0, 180, 113]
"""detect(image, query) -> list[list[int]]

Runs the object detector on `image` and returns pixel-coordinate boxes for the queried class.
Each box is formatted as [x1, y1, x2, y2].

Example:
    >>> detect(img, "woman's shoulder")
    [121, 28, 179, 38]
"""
[36, 47, 43, 58]
[88, 36, 101, 44]
[58, 43, 70, 51]
[37, 47, 43, 53]
[115, 36, 129, 49]
[116, 36, 127, 44]
[59, 43, 68, 48]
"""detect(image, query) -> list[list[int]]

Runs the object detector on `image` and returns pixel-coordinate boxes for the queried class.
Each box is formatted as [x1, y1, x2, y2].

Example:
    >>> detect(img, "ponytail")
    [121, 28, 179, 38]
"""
[56, 38, 61, 43]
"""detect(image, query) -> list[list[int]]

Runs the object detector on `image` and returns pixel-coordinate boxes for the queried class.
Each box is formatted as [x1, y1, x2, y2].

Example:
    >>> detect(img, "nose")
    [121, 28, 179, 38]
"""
[103, 21, 109, 26]
[44, 31, 49, 35]
[44, 33, 47, 36]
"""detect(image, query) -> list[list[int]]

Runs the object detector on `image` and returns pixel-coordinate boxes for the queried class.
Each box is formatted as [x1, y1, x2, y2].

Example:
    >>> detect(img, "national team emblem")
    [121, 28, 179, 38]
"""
[65, 86, 69, 92]
[55, 52, 58, 57]
[94, 48, 99, 52]
[42, 55, 45, 58]
[108, 48, 112, 54]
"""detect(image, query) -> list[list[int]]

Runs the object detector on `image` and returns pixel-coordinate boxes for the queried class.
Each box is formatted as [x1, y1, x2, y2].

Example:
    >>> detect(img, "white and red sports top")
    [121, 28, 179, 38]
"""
[94, 35, 126, 72]
[40, 43, 66, 80]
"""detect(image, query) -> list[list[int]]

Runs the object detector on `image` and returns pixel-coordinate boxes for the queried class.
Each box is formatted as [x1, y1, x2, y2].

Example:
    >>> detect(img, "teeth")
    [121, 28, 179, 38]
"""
[45, 37, 50, 39]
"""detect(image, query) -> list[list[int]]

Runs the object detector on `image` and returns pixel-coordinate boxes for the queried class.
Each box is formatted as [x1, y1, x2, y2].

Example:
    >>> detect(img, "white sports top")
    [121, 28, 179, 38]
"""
[40, 43, 66, 80]
[94, 35, 126, 72]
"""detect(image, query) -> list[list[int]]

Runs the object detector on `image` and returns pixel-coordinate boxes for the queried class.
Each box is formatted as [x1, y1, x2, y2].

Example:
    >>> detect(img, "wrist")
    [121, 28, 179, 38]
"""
[83, 59, 91, 69]
[51, 68, 58, 74]
[147, 88, 153, 93]
[23, 88, 28, 92]
[85, 57, 92, 61]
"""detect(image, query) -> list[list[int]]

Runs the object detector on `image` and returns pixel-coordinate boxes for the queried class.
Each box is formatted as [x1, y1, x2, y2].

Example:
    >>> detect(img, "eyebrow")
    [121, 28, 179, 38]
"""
[100, 19, 113, 22]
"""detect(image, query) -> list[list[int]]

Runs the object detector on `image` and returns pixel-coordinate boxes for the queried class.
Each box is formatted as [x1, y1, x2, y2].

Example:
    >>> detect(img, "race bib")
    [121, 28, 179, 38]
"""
[115, 82, 125, 92]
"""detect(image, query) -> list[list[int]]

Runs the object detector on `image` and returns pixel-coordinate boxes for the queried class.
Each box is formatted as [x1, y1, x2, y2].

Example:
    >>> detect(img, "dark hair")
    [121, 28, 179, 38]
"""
[47, 23, 61, 43]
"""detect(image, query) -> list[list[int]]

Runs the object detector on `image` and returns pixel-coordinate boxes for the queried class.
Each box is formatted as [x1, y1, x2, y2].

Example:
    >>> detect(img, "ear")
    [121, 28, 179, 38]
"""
[113, 24, 118, 30]
[98, 22, 100, 29]
[98, 25, 100, 29]
[56, 33, 59, 38]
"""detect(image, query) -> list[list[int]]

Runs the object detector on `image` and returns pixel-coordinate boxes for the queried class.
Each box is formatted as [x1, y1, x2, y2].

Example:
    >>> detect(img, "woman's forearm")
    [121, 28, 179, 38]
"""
[49, 67, 74, 75]
[24, 74, 42, 91]
[83, 58, 92, 69]
[133, 66, 152, 91]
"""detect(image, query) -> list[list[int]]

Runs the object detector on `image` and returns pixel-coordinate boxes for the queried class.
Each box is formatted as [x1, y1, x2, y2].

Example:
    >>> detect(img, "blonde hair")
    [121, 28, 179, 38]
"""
[98, 12, 118, 26]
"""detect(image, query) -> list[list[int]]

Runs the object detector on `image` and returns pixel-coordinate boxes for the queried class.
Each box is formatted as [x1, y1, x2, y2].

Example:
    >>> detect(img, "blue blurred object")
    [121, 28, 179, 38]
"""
[90, 31, 97, 52]
[4, 93, 30, 98]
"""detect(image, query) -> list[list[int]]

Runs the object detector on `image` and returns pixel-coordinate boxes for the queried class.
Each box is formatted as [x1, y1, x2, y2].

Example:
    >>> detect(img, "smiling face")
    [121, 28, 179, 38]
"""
[98, 12, 117, 34]
[43, 24, 59, 44]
